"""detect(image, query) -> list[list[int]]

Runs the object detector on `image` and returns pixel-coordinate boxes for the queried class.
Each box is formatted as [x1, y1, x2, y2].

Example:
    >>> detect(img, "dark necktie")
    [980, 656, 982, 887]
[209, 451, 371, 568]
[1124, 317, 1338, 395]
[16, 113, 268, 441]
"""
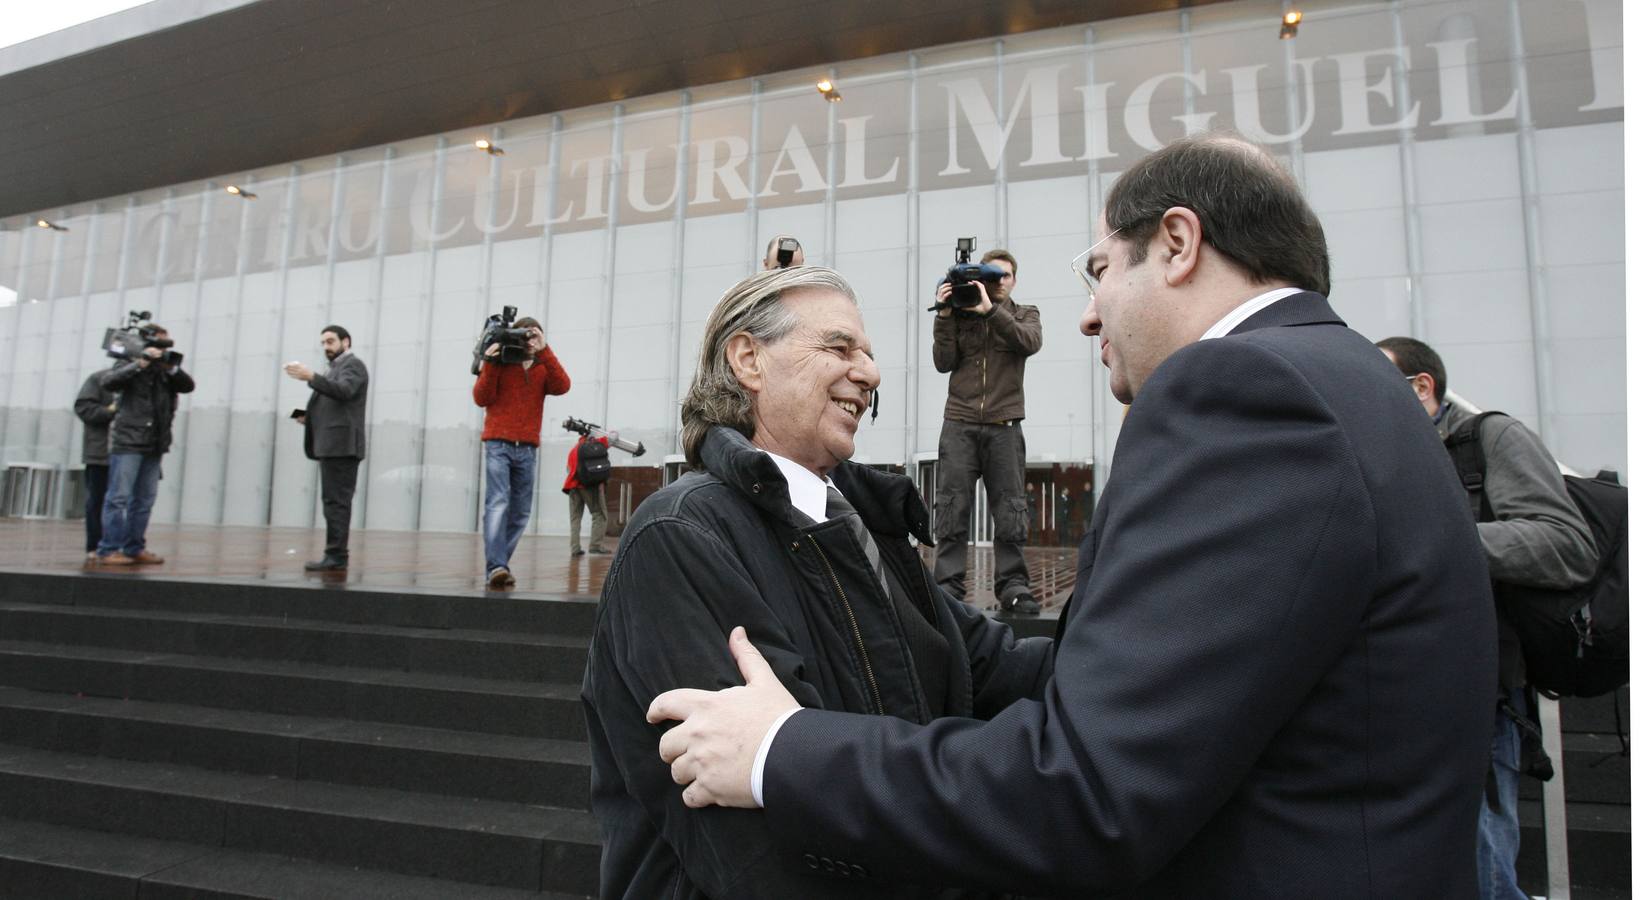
[825, 485, 886, 592]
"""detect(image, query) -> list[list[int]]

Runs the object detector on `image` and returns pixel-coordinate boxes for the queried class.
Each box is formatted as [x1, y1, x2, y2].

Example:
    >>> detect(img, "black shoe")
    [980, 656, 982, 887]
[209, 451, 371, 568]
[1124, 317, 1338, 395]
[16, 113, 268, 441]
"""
[305, 557, 348, 572]
[1001, 591, 1041, 616]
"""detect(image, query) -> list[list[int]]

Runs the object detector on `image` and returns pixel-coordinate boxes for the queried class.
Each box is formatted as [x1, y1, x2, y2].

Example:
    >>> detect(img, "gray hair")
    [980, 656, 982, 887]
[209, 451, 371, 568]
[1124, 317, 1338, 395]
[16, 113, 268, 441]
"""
[680, 266, 858, 468]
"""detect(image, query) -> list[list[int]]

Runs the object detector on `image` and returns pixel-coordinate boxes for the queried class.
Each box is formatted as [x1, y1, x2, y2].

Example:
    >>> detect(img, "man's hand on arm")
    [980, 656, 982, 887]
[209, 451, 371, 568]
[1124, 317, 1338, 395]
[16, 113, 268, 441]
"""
[282, 362, 314, 382]
[648, 626, 801, 810]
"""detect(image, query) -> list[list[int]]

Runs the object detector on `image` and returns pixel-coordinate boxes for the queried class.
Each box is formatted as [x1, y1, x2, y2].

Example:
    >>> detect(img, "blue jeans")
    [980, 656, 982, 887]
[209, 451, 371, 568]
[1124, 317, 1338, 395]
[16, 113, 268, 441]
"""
[1477, 691, 1529, 900]
[98, 453, 162, 557]
[483, 440, 537, 574]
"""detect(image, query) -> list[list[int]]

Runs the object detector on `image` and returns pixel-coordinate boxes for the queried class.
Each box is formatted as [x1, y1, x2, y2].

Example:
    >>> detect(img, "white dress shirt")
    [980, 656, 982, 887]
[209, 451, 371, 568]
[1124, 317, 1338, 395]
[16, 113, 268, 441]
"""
[1198, 286, 1302, 341]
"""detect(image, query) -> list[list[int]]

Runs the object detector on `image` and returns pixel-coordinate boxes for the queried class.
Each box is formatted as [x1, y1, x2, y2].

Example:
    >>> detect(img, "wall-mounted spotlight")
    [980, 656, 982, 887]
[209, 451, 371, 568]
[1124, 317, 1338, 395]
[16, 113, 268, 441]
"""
[225, 184, 258, 200]
[474, 139, 505, 156]
[1279, 9, 1302, 39]
[35, 219, 67, 232]
[816, 79, 842, 103]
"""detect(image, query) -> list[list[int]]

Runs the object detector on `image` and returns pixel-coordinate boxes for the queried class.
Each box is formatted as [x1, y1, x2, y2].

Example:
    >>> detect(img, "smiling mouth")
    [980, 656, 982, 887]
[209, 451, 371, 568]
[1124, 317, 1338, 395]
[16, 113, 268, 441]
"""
[832, 399, 862, 419]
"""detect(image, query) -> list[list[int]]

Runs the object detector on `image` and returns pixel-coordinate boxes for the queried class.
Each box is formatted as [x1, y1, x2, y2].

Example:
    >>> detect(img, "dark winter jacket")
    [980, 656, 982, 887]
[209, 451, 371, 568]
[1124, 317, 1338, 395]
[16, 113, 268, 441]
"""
[581, 426, 1052, 899]
[74, 370, 118, 466]
[100, 359, 195, 455]
[932, 297, 1042, 423]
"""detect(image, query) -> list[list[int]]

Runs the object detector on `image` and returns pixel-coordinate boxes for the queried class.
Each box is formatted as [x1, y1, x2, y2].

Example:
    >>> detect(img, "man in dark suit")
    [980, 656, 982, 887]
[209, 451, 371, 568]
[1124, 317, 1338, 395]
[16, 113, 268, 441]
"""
[648, 134, 1499, 897]
[285, 325, 369, 572]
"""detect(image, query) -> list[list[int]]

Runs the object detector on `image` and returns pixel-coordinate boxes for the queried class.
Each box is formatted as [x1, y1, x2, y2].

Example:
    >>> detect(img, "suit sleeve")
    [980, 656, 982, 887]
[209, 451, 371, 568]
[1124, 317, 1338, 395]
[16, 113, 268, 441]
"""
[938, 578, 1054, 717]
[1477, 417, 1598, 589]
[309, 359, 366, 402]
[540, 347, 571, 396]
[984, 302, 1042, 356]
[762, 339, 1379, 894]
[75, 377, 116, 425]
[588, 517, 876, 899]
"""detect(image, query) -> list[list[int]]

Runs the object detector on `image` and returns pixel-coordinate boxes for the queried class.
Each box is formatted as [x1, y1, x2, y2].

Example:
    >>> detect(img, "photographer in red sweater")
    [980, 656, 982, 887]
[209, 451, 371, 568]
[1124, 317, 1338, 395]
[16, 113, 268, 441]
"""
[472, 318, 570, 588]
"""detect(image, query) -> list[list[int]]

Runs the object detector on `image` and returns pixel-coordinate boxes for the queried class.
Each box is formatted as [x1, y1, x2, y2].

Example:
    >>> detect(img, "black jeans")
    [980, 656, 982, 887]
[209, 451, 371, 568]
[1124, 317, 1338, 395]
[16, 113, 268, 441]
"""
[83, 463, 109, 552]
[933, 419, 1029, 602]
[319, 457, 361, 559]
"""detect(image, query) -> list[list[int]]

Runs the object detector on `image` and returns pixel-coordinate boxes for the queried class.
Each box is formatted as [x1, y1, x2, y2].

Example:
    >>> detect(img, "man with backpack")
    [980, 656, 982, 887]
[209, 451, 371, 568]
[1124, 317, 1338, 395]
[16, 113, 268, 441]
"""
[564, 432, 610, 558]
[1378, 336, 1599, 900]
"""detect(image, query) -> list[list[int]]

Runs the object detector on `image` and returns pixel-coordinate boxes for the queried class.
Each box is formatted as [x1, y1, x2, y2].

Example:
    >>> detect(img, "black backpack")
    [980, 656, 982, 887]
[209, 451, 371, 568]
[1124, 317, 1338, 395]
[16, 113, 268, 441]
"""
[575, 438, 612, 486]
[1444, 412, 1629, 698]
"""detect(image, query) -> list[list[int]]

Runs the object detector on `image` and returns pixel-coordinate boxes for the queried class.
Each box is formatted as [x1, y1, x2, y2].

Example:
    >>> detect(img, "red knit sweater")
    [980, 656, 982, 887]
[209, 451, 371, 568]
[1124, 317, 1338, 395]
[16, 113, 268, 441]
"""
[472, 348, 571, 445]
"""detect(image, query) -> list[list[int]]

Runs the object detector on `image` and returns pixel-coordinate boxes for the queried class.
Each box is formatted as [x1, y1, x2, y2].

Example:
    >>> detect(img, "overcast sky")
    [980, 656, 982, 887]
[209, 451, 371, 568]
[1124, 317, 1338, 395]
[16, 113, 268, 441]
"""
[0, 0, 153, 51]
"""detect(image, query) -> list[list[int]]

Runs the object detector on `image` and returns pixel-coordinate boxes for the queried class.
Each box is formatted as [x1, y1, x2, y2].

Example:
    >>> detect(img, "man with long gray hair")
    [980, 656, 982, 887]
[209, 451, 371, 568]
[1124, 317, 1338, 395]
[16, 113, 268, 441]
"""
[581, 265, 1051, 898]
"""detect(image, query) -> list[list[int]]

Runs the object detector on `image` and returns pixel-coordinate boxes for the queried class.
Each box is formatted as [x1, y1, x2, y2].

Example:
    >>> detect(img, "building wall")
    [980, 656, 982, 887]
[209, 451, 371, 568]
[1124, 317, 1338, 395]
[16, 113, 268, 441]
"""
[0, 0, 1624, 535]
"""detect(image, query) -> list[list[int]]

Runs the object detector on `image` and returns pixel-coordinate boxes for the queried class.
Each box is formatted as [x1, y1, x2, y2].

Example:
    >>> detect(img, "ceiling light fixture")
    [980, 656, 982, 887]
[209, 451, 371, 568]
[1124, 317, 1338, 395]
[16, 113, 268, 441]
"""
[225, 185, 258, 200]
[816, 79, 842, 102]
[475, 139, 505, 156]
[35, 219, 67, 232]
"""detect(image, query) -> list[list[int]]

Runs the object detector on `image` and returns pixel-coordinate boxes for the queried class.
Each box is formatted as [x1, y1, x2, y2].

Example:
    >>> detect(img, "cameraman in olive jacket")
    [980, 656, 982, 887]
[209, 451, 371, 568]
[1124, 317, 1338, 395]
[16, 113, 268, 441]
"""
[931, 249, 1043, 613]
[94, 326, 194, 565]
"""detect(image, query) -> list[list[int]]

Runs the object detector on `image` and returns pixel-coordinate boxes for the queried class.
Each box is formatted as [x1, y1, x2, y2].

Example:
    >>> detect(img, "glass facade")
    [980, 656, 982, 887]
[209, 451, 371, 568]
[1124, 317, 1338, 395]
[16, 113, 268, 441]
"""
[0, 0, 1625, 536]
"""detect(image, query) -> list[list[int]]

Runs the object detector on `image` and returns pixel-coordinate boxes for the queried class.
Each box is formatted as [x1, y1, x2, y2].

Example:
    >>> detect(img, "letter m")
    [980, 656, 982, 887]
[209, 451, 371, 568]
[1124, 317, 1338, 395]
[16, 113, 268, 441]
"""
[938, 65, 1069, 176]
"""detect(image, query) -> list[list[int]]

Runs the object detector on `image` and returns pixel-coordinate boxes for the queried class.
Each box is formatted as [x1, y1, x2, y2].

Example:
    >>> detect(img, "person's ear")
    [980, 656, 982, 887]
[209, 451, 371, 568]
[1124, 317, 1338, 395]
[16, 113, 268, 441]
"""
[726, 333, 762, 392]
[1413, 371, 1436, 403]
[1159, 206, 1203, 287]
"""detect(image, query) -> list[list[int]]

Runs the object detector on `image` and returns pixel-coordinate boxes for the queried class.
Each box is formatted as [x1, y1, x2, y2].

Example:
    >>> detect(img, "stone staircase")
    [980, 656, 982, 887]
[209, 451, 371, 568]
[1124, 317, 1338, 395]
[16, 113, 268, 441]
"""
[0, 571, 1626, 898]
[0, 571, 600, 898]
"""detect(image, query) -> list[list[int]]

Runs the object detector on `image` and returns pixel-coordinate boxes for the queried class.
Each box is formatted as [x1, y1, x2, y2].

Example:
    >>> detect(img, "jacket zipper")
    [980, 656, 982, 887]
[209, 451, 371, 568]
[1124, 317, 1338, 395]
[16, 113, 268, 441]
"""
[805, 534, 884, 715]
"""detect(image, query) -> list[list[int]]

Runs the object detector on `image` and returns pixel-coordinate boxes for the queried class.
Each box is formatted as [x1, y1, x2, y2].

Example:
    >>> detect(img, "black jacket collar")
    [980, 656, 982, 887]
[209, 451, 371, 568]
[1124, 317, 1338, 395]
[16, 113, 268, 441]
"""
[1226, 291, 1344, 335]
[698, 426, 933, 545]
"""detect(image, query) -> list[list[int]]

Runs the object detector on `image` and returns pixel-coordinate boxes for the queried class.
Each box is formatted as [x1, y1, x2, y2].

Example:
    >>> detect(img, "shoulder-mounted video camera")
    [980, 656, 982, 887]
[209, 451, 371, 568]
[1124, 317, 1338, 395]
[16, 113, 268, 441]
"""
[471, 305, 534, 375]
[929, 237, 1008, 313]
[775, 237, 800, 267]
[103, 310, 182, 366]
[562, 417, 646, 457]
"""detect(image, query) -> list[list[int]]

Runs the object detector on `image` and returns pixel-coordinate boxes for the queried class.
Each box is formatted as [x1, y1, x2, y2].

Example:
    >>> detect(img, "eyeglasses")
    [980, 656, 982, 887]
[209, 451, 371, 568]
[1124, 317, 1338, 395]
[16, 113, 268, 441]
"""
[1070, 226, 1123, 298]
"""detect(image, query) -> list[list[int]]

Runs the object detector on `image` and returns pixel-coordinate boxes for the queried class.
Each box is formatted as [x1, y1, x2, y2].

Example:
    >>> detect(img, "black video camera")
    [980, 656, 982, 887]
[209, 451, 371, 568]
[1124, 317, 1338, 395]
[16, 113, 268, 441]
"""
[775, 237, 800, 268]
[930, 237, 1008, 313]
[562, 417, 647, 457]
[103, 310, 183, 366]
[472, 305, 534, 375]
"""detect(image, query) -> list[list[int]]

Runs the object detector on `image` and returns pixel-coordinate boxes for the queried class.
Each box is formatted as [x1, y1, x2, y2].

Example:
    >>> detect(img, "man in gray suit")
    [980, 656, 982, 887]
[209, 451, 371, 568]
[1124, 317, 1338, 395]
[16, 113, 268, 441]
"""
[285, 325, 369, 571]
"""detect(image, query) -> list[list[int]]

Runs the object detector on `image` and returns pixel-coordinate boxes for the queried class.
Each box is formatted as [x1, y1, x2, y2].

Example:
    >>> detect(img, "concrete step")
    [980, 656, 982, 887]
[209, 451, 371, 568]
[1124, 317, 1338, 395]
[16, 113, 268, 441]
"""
[0, 816, 592, 899]
[0, 571, 598, 639]
[0, 601, 590, 682]
[0, 745, 601, 894]
[0, 640, 587, 740]
[0, 686, 590, 808]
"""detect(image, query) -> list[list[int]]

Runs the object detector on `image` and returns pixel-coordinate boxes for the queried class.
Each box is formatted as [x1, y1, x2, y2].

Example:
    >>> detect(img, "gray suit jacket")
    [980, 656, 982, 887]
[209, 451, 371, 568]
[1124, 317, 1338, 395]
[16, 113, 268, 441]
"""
[304, 352, 369, 460]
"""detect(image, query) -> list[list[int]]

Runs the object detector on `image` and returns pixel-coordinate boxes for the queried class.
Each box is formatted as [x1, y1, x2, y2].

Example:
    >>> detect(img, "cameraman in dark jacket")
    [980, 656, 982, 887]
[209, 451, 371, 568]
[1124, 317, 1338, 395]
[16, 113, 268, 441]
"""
[74, 367, 119, 558]
[931, 249, 1043, 613]
[94, 326, 194, 565]
[582, 267, 1051, 899]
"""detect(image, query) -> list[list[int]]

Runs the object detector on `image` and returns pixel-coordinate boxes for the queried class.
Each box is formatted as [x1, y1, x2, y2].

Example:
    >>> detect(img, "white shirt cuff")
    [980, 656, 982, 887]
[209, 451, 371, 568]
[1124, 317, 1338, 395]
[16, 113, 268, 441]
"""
[749, 707, 804, 808]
